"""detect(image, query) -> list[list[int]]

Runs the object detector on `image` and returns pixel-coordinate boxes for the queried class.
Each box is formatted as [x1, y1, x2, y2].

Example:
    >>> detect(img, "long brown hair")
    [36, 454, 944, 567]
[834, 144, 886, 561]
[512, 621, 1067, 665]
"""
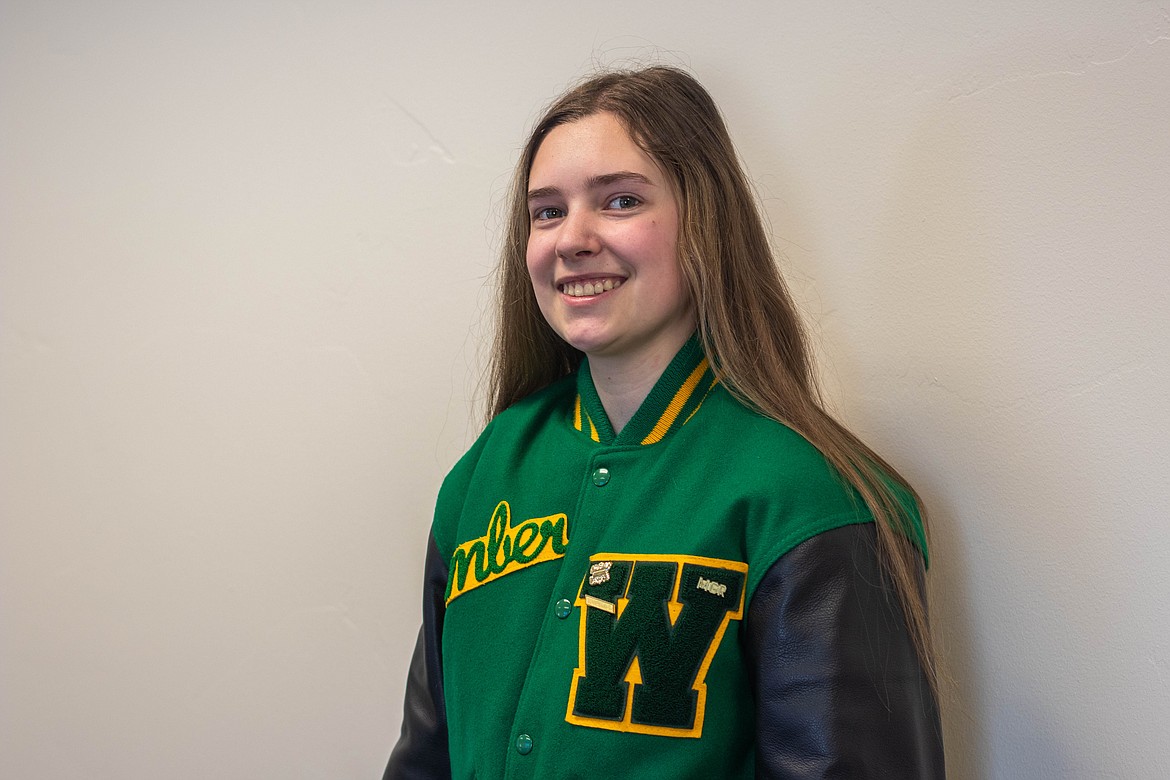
[487, 66, 936, 691]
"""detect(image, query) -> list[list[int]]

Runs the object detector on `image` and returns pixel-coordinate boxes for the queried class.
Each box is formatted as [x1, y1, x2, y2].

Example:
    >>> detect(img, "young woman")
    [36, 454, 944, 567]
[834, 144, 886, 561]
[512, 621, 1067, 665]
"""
[385, 67, 945, 779]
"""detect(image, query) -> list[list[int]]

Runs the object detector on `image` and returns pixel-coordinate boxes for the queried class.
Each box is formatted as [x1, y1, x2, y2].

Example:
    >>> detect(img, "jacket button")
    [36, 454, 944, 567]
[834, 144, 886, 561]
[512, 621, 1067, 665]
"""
[554, 599, 572, 618]
[515, 733, 533, 755]
[592, 467, 610, 487]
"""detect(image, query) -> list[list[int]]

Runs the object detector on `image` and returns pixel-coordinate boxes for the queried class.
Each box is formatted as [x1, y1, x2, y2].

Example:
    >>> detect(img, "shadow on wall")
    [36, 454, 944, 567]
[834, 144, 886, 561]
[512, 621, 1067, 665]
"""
[872, 107, 992, 780]
[869, 86, 1132, 777]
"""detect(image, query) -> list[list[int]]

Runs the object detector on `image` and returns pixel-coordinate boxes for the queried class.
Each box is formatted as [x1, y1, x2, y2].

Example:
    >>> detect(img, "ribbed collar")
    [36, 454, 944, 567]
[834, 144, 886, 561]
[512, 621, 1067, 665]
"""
[572, 336, 720, 446]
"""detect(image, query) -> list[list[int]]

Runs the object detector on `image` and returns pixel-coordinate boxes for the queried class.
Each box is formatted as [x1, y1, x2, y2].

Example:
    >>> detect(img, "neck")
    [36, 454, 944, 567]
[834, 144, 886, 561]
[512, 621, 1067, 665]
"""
[588, 339, 688, 435]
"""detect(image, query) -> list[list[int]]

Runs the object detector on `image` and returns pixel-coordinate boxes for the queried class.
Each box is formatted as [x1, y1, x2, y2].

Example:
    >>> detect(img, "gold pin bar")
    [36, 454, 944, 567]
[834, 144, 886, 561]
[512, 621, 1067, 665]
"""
[583, 594, 617, 614]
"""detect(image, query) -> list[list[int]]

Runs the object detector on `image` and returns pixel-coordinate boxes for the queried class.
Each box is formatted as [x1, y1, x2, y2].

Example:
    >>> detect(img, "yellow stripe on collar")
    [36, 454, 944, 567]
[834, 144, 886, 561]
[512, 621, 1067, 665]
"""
[572, 335, 714, 446]
[683, 376, 720, 425]
[573, 394, 601, 442]
[641, 358, 711, 445]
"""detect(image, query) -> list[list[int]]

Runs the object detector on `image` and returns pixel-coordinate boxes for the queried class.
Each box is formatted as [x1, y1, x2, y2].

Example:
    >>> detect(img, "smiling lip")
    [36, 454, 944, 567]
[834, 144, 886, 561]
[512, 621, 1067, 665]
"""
[558, 277, 624, 298]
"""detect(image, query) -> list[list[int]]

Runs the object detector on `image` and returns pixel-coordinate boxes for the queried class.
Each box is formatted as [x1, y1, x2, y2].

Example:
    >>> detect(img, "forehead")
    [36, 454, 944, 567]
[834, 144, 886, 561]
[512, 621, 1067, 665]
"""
[528, 112, 662, 185]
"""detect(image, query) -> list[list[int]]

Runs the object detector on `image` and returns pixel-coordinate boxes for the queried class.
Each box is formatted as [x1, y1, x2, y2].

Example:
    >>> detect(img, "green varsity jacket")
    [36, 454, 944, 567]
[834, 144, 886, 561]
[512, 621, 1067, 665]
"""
[407, 336, 930, 778]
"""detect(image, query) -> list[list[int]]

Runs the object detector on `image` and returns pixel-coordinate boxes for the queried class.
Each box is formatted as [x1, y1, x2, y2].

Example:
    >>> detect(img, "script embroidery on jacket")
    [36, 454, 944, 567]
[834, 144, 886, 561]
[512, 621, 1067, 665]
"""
[445, 500, 569, 604]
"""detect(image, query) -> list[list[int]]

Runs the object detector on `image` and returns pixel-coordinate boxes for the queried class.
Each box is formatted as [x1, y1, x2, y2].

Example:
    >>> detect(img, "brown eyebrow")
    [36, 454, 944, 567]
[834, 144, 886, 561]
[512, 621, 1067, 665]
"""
[527, 170, 655, 202]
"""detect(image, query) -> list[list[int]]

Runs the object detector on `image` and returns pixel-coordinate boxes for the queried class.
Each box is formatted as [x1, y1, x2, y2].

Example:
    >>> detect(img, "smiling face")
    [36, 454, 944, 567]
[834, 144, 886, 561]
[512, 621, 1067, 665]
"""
[525, 112, 695, 369]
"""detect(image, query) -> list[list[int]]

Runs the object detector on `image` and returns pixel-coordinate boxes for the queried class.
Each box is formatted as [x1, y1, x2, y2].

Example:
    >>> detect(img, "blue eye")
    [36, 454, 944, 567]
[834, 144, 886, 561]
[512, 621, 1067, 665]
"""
[533, 206, 564, 221]
[608, 195, 640, 209]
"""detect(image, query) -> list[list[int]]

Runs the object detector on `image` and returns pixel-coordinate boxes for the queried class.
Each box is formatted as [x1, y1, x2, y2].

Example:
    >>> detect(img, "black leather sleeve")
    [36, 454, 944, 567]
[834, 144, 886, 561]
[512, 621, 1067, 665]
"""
[745, 522, 945, 779]
[383, 535, 452, 780]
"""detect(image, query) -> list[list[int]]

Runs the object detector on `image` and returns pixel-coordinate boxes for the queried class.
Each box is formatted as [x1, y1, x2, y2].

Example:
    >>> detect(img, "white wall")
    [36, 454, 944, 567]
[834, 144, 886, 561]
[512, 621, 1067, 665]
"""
[2, 2, 1167, 777]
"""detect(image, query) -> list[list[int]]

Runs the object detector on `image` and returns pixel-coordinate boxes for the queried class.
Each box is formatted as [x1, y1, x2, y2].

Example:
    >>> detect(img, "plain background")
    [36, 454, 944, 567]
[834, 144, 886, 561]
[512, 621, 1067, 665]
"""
[2, 1, 1168, 778]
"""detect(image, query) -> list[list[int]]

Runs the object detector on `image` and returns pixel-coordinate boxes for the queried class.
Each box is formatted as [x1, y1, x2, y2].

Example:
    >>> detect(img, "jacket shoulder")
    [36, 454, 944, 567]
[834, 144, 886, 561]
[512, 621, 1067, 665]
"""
[431, 375, 577, 555]
[699, 392, 877, 594]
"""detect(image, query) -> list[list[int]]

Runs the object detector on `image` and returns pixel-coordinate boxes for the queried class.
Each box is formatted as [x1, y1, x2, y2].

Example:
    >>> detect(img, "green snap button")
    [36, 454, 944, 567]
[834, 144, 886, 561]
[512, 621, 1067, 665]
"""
[592, 467, 610, 487]
[554, 598, 573, 618]
[515, 733, 533, 755]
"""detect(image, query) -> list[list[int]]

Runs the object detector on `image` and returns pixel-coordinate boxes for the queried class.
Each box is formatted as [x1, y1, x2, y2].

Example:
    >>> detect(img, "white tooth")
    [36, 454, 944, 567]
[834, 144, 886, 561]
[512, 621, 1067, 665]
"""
[612, 279, 622, 289]
[603, 279, 614, 291]
[584, 282, 597, 295]
[573, 283, 584, 296]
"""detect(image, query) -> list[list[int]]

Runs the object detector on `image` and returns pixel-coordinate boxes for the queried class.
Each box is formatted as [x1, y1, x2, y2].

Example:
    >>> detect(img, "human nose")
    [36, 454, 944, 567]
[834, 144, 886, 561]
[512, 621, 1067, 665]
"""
[555, 209, 601, 260]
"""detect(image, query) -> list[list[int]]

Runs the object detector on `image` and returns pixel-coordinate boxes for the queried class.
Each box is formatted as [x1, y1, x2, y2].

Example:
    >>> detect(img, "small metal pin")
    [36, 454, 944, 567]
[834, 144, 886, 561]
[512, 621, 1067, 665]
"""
[584, 594, 617, 614]
[588, 561, 612, 586]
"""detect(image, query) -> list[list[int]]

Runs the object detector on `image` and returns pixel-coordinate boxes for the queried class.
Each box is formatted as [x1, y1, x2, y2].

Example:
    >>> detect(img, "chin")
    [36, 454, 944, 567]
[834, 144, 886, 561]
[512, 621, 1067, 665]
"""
[551, 320, 611, 355]
[561, 336, 610, 357]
